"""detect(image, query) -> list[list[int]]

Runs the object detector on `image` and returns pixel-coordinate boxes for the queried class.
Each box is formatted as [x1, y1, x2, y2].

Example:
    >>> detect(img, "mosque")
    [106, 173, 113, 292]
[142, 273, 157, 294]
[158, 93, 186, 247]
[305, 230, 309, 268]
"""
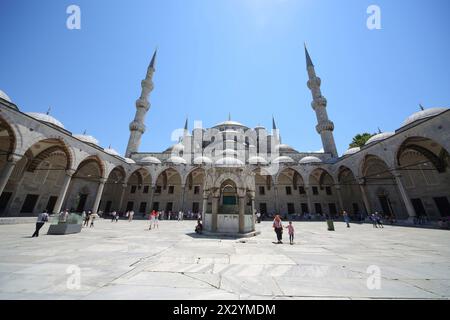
[0, 46, 449, 234]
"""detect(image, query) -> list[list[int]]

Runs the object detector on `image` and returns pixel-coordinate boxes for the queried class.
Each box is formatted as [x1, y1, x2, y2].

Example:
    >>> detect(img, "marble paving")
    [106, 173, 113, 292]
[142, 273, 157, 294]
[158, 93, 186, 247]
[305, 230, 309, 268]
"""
[0, 220, 449, 300]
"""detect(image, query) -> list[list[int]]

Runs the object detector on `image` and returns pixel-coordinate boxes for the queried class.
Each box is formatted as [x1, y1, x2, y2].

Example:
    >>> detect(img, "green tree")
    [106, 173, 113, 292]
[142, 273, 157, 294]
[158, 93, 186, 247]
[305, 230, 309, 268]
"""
[349, 133, 375, 148]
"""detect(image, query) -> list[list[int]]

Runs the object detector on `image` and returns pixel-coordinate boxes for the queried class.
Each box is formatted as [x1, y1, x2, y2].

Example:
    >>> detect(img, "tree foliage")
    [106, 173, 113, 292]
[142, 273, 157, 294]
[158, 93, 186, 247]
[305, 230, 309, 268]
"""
[349, 133, 375, 148]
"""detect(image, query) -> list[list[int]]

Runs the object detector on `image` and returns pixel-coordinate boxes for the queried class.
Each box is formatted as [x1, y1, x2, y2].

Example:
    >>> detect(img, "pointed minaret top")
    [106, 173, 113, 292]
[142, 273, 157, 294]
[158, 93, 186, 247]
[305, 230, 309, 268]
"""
[149, 48, 158, 69]
[419, 104, 425, 111]
[378, 127, 382, 134]
[272, 116, 277, 130]
[184, 117, 188, 131]
[304, 43, 314, 68]
[228, 112, 231, 121]
[46, 106, 51, 115]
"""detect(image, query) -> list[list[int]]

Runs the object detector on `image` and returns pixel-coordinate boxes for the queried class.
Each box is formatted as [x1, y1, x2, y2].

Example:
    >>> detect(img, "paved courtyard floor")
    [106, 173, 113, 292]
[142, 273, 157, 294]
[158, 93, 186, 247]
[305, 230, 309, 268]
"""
[0, 219, 449, 300]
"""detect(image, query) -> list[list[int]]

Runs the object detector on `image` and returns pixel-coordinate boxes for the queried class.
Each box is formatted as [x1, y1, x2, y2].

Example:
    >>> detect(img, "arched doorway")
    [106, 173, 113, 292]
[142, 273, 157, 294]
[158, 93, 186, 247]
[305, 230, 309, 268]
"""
[125, 168, 152, 215]
[338, 166, 364, 219]
[277, 168, 306, 216]
[185, 168, 205, 215]
[308, 168, 338, 217]
[154, 168, 182, 214]
[253, 168, 275, 216]
[101, 166, 126, 214]
[396, 136, 450, 219]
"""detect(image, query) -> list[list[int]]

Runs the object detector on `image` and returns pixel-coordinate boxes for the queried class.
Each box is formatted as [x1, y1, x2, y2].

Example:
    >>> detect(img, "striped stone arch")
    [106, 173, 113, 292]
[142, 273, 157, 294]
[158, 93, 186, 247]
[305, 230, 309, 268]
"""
[21, 138, 74, 172]
[0, 113, 22, 157]
[75, 155, 106, 179]
[126, 167, 152, 186]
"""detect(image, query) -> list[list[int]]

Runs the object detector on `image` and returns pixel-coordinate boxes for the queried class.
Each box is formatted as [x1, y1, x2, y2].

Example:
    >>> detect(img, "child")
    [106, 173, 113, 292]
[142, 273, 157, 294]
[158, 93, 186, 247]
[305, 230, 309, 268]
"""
[286, 221, 295, 245]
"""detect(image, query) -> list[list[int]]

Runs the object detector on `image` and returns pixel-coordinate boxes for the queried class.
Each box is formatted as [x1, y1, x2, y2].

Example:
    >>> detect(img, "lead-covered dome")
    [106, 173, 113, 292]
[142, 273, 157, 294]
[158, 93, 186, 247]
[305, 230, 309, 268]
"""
[299, 156, 322, 164]
[124, 158, 136, 164]
[140, 156, 162, 164]
[215, 157, 244, 166]
[193, 156, 212, 165]
[104, 147, 120, 156]
[343, 147, 360, 156]
[74, 134, 99, 146]
[166, 156, 187, 165]
[365, 132, 395, 145]
[272, 156, 295, 164]
[26, 112, 65, 129]
[248, 156, 268, 165]
[402, 108, 448, 127]
[0, 90, 12, 103]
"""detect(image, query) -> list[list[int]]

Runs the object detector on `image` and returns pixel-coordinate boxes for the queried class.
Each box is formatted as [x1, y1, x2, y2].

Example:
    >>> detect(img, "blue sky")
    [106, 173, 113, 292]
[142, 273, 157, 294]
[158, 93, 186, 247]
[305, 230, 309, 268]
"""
[0, 0, 449, 155]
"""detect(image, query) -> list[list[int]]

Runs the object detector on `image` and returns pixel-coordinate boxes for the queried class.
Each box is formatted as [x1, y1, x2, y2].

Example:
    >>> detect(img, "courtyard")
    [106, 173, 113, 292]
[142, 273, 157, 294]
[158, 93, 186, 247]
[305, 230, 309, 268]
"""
[0, 219, 449, 300]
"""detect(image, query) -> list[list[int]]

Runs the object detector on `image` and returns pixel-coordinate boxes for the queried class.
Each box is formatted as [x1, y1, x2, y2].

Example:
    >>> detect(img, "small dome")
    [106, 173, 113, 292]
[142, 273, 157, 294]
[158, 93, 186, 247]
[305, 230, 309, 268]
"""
[254, 125, 266, 130]
[26, 112, 65, 129]
[140, 156, 162, 164]
[104, 147, 120, 156]
[193, 156, 212, 165]
[248, 156, 268, 165]
[272, 156, 295, 164]
[74, 134, 99, 145]
[172, 143, 185, 152]
[0, 90, 12, 103]
[124, 158, 136, 164]
[365, 132, 395, 145]
[343, 147, 360, 156]
[222, 149, 238, 156]
[275, 144, 295, 152]
[215, 157, 244, 166]
[402, 108, 448, 127]
[166, 156, 187, 165]
[299, 156, 322, 164]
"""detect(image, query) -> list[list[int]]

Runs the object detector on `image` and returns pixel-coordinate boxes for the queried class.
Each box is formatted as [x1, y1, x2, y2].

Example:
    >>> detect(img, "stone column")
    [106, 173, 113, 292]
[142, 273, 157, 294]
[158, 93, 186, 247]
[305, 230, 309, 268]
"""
[305, 186, 314, 214]
[211, 196, 219, 231]
[202, 193, 208, 214]
[180, 184, 186, 212]
[0, 154, 22, 196]
[274, 184, 279, 213]
[358, 179, 372, 216]
[335, 185, 344, 213]
[92, 178, 106, 214]
[238, 196, 245, 234]
[393, 171, 416, 219]
[53, 169, 75, 214]
[249, 191, 256, 231]
[148, 185, 155, 212]
[117, 183, 127, 212]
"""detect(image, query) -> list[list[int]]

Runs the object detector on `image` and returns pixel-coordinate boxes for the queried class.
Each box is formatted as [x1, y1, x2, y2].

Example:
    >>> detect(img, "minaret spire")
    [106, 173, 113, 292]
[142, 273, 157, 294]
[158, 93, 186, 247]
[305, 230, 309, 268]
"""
[125, 48, 158, 158]
[305, 44, 338, 158]
[272, 116, 277, 130]
[184, 116, 188, 131]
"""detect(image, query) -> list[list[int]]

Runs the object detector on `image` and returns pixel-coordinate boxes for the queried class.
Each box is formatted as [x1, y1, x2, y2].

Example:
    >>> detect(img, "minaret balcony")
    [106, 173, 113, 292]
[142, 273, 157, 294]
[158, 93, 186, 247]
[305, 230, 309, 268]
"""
[129, 121, 146, 133]
[311, 96, 327, 110]
[316, 121, 334, 133]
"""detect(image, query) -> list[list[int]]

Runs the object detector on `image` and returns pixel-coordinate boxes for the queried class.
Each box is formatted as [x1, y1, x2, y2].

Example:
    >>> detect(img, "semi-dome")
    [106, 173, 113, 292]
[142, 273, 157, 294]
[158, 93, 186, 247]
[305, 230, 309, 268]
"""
[272, 156, 295, 164]
[402, 108, 448, 127]
[74, 134, 99, 145]
[0, 90, 12, 103]
[215, 157, 244, 166]
[365, 132, 395, 145]
[104, 147, 120, 156]
[124, 158, 136, 164]
[166, 156, 187, 165]
[343, 147, 360, 156]
[193, 156, 212, 165]
[299, 156, 322, 164]
[248, 156, 268, 165]
[140, 156, 162, 164]
[26, 112, 65, 129]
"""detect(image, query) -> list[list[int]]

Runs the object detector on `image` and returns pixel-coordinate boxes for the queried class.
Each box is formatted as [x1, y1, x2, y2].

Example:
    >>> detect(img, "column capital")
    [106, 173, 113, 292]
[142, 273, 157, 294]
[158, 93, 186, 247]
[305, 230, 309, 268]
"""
[7, 153, 23, 164]
[99, 178, 107, 184]
[357, 178, 366, 185]
[65, 169, 76, 177]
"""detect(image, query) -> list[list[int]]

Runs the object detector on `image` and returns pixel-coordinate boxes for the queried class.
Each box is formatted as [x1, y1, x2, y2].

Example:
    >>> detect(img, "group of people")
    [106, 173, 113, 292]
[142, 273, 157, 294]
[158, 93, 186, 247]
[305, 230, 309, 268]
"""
[370, 212, 385, 228]
[272, 215, 295, 245]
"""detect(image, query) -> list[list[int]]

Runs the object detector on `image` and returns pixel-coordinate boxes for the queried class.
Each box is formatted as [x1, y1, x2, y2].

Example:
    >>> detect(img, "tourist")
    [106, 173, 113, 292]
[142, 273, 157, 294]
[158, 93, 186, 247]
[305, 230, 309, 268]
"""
[256, 211, 261, 224]
[149, 210, 155, 230]
[90, 212, 99, 228]
[285, 221, 295, 245]
[375, 212, 384, 228]
[81, 211, 86, 222]
[155, 211, 160, 228]
[111, 211, 117, 222]
[371, 213, 378, 228]
[195, 219, 203, 234]
[178, 210, 183, 221]
[273, 215, 283, 244]
[32, 210, 49, 237]
[128, 210, 134, 222]
[343, 210, 350, 228]
[59, 209, 69, 223]
[83, 211, 91, 227]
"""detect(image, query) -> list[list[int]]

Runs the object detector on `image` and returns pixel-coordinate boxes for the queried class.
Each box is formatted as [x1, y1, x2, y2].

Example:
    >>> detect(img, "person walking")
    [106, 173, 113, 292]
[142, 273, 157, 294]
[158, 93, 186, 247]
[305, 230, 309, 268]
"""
[285, 221, 295, 245]
[32, 210, 49, 237]
[90, 212, 98, 228]
[371, 213, 378, 228]
[111, 211, 117, 222]
[178, 210, 183, 221]
[343, 211, 350, 228]
[83, 211, 91, 227]
[375, 212, 384, 228]
[256, 211, 261, 224]
[128, 210, 134, 222]
[273, 215, 283, 244]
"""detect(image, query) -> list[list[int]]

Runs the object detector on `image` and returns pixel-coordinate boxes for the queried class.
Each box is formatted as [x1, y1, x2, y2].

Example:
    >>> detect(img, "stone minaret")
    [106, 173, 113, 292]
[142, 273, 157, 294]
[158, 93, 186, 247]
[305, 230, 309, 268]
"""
[125, 49, 157, 158]
[305, 44, 338, 158]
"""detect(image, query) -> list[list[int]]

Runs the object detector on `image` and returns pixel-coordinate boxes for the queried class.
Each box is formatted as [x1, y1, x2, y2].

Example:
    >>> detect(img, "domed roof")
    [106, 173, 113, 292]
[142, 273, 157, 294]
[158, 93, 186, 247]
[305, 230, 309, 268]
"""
[275, 144, 295, 152]
[299, 156, 322, 164]
[0, 90, 12, 103]
[248, 156, 268, 165]
[272, 156, 295, 164]
[166, 156, 187, 165]
[402, 108, 448, 127]
[365, 132, 395, 145]
[73, 134, 99, 145]
[213, 120, 247, 128]
[222, 149, 238, 156]
[193, 156, 212, 165]
[254, 125, 266, 130]
[124, 158, 136, 164]
[140, 156, 162, 164]
[215, 157, 244, 166]
[26, 112, 65, 129]
[104, 147, 120, 156]
[172, 143, 185, 152]
[343, 147, 360, 156]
